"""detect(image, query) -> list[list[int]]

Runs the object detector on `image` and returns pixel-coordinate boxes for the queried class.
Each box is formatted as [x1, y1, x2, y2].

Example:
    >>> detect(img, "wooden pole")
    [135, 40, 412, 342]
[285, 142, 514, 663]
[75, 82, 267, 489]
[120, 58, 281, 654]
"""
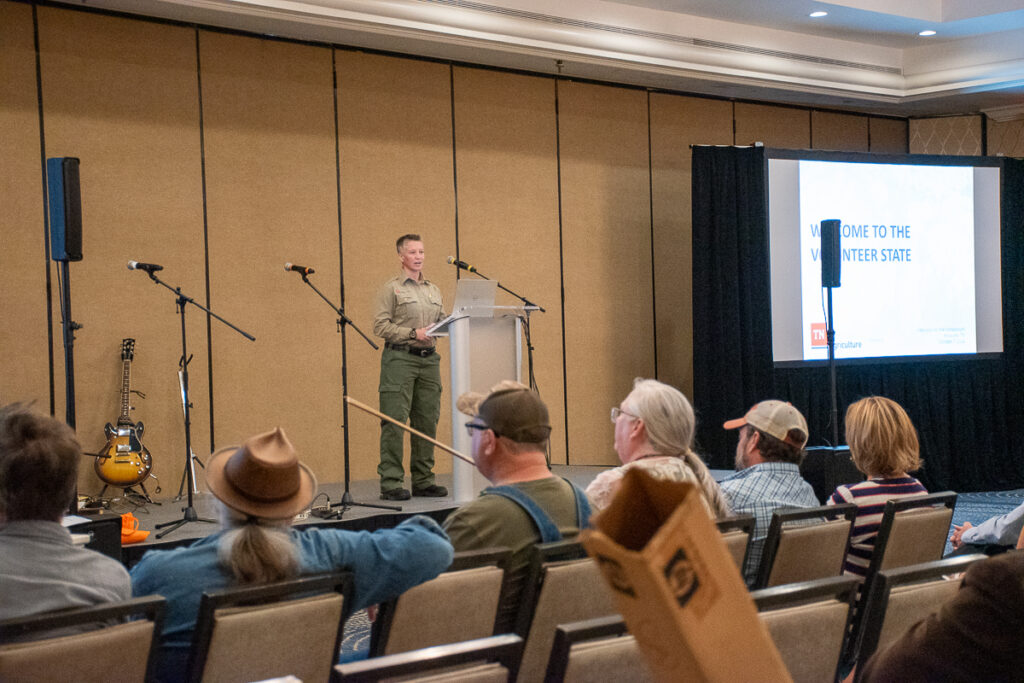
[344, 395, 476, 467]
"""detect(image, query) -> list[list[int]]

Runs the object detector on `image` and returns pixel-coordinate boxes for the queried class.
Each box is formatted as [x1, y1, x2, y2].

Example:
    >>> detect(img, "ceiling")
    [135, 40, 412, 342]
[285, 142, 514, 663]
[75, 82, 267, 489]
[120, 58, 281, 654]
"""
[55, 0, 1024, 118]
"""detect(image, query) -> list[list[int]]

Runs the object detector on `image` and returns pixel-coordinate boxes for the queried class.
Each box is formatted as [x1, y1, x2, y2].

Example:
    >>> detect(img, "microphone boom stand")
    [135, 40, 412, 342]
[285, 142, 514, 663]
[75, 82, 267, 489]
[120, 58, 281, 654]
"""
[138, 271, 255, 538]
[289, 271, 399, 518]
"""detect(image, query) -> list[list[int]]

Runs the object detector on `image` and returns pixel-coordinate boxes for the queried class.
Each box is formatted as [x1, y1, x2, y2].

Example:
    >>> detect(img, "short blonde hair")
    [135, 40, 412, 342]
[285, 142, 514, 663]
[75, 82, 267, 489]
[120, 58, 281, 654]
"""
[845, 396, 922, 477]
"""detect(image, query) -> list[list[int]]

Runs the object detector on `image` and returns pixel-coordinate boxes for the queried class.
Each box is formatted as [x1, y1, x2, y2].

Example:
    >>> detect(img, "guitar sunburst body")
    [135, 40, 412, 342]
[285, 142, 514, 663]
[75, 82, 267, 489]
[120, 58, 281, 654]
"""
[95, 339, 152, 487]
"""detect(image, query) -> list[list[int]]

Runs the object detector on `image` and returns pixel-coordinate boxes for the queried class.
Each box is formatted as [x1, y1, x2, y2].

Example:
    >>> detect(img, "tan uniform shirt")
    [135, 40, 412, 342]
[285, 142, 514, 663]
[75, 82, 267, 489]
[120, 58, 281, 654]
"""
[373, 274, 445, 348]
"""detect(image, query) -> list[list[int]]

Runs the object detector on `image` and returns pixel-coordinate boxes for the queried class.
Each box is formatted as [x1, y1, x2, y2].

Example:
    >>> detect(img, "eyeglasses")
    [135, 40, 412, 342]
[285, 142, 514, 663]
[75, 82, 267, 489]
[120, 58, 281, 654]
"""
[610, 407, 638, 424]
[465, 421, 489, 437]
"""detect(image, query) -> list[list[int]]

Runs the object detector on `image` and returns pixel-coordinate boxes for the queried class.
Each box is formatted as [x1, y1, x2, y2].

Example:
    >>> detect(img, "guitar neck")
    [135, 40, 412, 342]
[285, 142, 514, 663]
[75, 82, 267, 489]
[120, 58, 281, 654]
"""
[117, 358, 132, 425]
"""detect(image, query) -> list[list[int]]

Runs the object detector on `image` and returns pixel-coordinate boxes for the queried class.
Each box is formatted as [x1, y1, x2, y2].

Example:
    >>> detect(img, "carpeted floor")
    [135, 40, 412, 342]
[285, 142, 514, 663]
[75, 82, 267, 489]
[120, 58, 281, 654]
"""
[337, 487, 1024, 661]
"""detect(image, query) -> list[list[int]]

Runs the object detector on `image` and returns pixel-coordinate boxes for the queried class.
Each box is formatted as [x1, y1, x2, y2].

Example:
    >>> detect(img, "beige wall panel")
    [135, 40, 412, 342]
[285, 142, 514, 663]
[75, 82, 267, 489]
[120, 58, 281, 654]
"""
[909, 116, 982, 155]
[559, 81, 653, 466]
[869, 117, 908, 153]
[199, 33, 342, 486]
[811, 111, 869, 151]
[0, 2, 50, 408]
[337, 52, 457, 482]
[450, 68, 565, 463]
[649, 94, 733, 402]
[36, 7, 205, 497]
[987, 117, 1024, 157]
[734, 103, 810, 149]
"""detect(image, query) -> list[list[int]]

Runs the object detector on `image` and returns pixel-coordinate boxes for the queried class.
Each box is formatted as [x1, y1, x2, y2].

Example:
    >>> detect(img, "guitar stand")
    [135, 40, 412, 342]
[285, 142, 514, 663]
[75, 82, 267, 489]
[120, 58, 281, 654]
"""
[98, 483, 160, 508]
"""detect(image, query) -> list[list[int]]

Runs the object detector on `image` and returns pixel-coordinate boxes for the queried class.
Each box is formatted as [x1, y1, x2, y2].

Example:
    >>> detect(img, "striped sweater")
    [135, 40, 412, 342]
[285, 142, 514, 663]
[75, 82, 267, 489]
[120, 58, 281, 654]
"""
[828, 476, 928, 576]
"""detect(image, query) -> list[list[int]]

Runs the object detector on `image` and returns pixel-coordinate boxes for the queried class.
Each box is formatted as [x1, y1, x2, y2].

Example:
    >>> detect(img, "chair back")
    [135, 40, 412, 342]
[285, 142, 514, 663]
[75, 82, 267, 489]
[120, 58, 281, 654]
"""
[853, 554, 985, 680]
[513, 542, 617, 683]
[716, 514, 755, 573]
[869, 493, 958, 574]
[545, 615, 652, 683]
[0, 595, 165, 683]
[372, 548, 510, 656]
[753, 575, 859, 683]
[187, 572, 351, 683]
[755, 503, 857, 588]
[332, 634, 523, 683]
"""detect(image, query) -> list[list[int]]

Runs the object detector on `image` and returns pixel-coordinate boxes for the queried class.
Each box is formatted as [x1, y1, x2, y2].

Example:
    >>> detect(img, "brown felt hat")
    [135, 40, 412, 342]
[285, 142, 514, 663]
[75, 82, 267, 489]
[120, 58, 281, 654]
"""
[205, 427, 317, 520]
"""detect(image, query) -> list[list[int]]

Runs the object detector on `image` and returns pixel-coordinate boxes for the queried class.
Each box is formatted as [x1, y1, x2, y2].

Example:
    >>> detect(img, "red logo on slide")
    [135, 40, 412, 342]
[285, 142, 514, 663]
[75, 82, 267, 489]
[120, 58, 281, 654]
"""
[811, 323, 827, 348]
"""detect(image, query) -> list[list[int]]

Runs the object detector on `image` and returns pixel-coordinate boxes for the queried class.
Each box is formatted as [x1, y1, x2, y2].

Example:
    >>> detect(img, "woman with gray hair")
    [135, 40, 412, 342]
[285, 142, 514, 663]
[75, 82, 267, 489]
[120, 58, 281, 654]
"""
[585, 378, 730, 516]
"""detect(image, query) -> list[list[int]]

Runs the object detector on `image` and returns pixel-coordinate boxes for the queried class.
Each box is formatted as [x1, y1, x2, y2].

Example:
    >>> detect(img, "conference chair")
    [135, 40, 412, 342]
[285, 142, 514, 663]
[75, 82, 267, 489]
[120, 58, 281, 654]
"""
[716, 514, 756, 573]
[852, 553, 985, 681]
[371, 547, 512, 656]
[332, 634, 524, 683]
[512, 540, 618, 683]
[544, 614, 652, 683]
[0, 595, 165, 683]
[753, 503, 857, 589]
[753, 575, 859, 683]
[186, 571, 352, 683]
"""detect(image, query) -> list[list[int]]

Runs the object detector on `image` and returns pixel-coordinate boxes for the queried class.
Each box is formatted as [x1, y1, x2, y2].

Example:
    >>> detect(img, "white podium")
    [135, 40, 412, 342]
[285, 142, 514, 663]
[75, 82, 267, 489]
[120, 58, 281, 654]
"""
[430, 291, 538, 501]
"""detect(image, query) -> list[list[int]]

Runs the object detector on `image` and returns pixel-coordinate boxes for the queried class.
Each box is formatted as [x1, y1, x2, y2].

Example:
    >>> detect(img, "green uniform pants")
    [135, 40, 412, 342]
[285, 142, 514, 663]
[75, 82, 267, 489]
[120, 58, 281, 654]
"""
[378, 347, 442, 492]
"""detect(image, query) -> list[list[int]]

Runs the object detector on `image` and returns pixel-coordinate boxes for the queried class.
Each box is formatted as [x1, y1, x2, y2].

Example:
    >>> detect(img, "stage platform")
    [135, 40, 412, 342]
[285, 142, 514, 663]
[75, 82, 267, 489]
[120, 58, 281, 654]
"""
[81, 465, 612, 567]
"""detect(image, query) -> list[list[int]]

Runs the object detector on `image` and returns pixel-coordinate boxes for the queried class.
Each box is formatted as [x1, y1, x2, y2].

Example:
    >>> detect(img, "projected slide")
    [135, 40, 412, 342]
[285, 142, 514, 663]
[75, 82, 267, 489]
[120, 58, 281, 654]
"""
[799, 161, 976, 360]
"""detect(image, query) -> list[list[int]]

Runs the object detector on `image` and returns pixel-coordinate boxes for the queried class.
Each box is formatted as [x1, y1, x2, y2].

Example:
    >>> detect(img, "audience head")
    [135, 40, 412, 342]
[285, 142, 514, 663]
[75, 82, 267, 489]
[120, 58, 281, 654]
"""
[457, 381, 551, 479]
[723, 400, 808, 468]
[845, 396, 922, 477]
[613, 378, 696, 463]
[206, 427, 316, 584]
[0, 403, 81, 523]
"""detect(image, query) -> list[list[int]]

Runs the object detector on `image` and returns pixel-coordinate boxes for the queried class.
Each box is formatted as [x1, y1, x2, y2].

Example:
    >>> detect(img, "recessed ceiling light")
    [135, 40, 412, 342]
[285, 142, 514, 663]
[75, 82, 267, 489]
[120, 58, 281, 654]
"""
[810, 11, 828, 18]
[919, 29, 937, 36]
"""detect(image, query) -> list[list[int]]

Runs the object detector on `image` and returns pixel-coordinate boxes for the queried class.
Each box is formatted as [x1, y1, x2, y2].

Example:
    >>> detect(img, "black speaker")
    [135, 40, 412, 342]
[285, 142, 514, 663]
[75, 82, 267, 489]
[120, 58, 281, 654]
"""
[47, 157, 83, 262]
[820, 218, 841, 288]
[800, 446, 864, 503]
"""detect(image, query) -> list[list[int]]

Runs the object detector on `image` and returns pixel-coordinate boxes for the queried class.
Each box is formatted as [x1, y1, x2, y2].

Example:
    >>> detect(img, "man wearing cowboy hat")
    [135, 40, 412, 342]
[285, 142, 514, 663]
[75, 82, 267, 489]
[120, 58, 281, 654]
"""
[130, 427, 453, 680]
[442, 382, 590, 629]
[0, 403, 131, 623]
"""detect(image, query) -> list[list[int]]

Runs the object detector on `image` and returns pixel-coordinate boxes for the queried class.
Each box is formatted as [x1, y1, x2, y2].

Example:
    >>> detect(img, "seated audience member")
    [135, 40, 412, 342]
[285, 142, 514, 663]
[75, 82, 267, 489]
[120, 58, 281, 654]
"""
[130, 427, 453, 682]
[719, 400, 820, 584]
[827, 396, 927, 577]
[0, 403, 131, 625]
[585, 378, 730, 517]
[443, 381, 590, 628]
[859, 550, 1024, 682]
[948, 500, 1024, 556]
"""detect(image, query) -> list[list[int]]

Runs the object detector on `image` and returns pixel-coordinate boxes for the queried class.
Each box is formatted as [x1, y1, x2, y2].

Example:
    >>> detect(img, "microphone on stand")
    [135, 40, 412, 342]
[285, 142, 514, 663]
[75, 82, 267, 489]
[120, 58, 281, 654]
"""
[284, 262, 315, 275]
[127, 261, 163, 273]
[446, 256, 477, 273]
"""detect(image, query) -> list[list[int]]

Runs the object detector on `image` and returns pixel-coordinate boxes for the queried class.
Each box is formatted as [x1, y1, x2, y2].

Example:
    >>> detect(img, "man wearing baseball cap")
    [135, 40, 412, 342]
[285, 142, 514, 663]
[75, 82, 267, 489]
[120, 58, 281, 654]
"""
[443, 381, 590, 630]
[719, 400, 820, 585]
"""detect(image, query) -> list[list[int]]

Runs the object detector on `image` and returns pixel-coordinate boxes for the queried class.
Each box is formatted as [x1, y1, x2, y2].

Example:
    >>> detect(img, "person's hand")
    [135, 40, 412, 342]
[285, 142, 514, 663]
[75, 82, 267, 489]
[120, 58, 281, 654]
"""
[415, 327, 432, 341]
[949, 521, 972, 549]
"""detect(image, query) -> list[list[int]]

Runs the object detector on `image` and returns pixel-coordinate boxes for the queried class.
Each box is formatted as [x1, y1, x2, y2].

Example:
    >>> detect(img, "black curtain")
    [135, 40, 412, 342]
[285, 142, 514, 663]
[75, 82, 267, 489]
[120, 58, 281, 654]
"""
[692, 146, 1024, 493]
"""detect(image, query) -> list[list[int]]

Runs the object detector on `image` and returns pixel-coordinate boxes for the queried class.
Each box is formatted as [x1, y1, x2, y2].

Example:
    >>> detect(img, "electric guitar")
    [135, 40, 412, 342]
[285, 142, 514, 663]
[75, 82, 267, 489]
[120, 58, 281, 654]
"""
[95, 339, 152, 487]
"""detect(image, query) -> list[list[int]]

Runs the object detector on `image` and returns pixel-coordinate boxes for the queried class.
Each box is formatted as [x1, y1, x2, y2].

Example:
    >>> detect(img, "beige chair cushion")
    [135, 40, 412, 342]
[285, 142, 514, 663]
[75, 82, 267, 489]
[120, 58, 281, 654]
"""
[385, 565, 504, 655]
[721, 529, 750, 571]
[0, 620, 154, 683]
[878, 508, 954, 571]
[760, 599, 850, 683]
[767, 518, 850, 587]
[563, 635, 653, 683]
[389, 662, 510, 682]
[516, 559, 617, 683]
[873, 577, 962, 653]
[199, 592, 344, 683]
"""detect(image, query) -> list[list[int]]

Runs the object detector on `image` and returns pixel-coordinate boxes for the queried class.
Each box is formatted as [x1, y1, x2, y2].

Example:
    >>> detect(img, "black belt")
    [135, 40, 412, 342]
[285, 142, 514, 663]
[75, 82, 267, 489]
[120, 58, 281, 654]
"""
[386, 343, 436, 357]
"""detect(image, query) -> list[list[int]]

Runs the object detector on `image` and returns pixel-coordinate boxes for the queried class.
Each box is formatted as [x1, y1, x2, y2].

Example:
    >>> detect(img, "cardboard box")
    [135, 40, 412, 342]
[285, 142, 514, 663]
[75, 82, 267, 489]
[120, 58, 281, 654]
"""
[581, 468, 792, 682]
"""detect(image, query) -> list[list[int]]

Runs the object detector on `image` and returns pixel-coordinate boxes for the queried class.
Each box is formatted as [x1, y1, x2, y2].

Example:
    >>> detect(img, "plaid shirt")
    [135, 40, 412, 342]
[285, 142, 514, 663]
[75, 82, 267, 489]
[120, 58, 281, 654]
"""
[719, 462, 820, 585]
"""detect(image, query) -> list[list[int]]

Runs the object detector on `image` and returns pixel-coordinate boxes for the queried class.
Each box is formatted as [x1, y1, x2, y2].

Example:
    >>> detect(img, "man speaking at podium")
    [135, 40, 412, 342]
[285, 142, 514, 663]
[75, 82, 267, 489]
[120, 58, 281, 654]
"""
[372, 234, 448, 501]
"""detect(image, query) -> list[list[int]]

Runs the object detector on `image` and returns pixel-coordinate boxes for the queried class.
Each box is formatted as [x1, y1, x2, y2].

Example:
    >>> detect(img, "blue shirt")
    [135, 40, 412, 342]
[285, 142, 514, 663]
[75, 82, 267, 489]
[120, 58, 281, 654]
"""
[718, 462, 820, 584]
[130, 515, 453, 682]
